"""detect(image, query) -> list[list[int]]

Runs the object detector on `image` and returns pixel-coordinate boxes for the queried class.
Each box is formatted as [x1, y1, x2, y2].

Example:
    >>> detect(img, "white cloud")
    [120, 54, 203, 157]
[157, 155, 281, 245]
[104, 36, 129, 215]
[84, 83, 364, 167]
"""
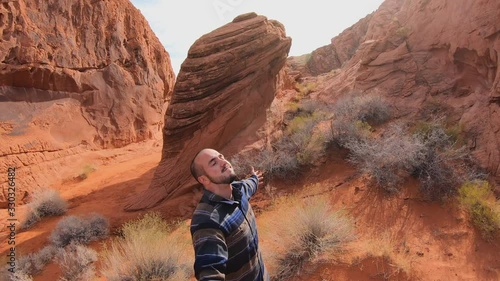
[130, 0, 384, 74]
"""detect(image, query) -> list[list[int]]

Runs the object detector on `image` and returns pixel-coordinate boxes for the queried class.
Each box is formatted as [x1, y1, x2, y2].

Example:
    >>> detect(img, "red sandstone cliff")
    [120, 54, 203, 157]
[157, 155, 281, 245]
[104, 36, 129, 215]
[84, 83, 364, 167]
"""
[0, 0, 175, 203]
[292, 0, 500, 186]
[125, 13, 291, 211]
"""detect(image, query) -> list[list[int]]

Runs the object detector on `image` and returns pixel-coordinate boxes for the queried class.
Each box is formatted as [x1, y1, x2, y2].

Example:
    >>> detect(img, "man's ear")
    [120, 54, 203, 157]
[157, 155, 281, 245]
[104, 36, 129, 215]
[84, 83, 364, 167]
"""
[198, 175, 209, 186]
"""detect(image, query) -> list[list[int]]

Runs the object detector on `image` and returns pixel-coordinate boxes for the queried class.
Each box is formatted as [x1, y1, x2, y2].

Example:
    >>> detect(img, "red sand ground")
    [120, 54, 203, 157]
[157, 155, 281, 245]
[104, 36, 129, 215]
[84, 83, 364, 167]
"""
[0, 142, 499, 280]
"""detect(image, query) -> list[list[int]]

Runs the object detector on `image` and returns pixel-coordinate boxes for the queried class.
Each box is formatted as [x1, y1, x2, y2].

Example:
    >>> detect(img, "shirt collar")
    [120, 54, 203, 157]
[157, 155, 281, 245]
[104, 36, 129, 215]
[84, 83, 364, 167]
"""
[203, 181, 243, 204]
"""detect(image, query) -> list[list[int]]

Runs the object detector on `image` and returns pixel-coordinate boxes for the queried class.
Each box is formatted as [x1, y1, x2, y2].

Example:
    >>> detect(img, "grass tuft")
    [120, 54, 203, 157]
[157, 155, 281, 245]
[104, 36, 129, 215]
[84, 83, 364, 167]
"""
[101, 213, 192, 281]
[261, 197, 354, 281]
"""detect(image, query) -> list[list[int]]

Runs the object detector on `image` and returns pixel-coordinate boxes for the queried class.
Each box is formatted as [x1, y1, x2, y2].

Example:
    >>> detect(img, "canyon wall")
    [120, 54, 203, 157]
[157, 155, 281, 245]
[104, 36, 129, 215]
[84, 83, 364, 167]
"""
[0, 0, 175, 203]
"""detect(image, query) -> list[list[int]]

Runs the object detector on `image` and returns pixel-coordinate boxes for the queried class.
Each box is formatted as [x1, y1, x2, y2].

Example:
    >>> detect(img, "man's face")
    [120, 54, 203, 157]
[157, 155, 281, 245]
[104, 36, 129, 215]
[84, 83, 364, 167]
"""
[196, 149, 237, 185]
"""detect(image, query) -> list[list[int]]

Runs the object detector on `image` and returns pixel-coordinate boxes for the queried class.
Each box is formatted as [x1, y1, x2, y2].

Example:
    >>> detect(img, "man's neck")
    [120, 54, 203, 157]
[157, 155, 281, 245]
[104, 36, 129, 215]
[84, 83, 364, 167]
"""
[207, 183, 233, 200]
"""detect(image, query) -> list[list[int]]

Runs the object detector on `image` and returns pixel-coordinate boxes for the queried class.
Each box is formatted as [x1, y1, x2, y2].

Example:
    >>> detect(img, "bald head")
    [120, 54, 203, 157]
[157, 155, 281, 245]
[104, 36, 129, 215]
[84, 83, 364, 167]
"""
[190, 149, 210, 183]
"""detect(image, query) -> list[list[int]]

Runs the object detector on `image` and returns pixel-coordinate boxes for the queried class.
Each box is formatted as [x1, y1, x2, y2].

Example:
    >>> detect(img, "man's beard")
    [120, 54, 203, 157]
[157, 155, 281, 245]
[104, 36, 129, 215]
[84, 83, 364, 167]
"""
[207, 172, 238, 185]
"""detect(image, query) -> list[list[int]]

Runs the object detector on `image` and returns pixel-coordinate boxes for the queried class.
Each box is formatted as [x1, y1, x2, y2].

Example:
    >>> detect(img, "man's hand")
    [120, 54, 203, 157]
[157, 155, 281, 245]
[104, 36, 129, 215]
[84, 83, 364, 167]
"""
[250, 166, 264, 186]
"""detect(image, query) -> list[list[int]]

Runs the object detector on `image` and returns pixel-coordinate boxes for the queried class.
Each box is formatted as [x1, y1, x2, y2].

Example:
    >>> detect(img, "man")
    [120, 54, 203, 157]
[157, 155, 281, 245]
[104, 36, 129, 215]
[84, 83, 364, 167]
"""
[190, 148, 269, 281]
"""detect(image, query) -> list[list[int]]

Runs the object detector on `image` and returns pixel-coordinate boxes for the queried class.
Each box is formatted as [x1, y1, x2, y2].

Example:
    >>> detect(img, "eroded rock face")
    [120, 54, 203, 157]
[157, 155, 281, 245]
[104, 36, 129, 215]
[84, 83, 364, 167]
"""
[308, 0, 500, 184]
[125, 13, 291, 211]
[0, 0, 174, 202]
[305, 14, 373, 76]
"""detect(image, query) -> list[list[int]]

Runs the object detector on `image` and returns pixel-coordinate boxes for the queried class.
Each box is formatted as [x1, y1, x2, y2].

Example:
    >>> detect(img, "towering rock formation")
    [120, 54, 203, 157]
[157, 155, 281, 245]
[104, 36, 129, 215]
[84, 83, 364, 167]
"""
[0, 0, 174, 201]
[292, 0, 500, 185]
[125, 13, 291, 211]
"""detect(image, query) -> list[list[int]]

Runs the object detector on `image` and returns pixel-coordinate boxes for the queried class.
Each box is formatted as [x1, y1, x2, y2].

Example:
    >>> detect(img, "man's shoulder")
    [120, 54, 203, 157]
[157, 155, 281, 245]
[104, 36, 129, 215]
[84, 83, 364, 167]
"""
[190, 194, 241, 237]
[190, 199, 223, 229]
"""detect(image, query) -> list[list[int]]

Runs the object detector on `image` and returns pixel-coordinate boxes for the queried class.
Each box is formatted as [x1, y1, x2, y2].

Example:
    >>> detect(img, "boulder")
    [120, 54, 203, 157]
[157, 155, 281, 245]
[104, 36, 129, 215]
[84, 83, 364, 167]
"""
[125, 13, 291, 211]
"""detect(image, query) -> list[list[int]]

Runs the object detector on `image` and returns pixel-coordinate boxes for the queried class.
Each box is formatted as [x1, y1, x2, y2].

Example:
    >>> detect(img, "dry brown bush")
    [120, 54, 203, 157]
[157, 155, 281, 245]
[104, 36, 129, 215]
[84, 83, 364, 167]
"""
[101, 213, 192, 281]
[20, 189, 68, 230]
[260, 196, 354, 281]
[51, 214, 109, 248]
[55, 243, 97, 281]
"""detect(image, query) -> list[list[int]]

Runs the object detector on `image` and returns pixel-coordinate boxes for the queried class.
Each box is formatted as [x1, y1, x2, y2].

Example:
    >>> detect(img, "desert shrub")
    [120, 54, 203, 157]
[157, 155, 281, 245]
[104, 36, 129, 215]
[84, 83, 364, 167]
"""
[297, 99, 330, 115]
[287, 114, 316, 135]
[77, 164, 96, 181]
[51, 214, 109, 248]
[231, 148, 299, 180]
[330, 118, 373, 147]
[55, 243, 97, 281]
[296, 131, 327, 166]
[0, 271, 33, 281]
[345, 119, 476, 197]
[285, 102, 331, 165]
[295, 81, 317, 97]
[359, 233, 413, 276]
[20, 189, 68, 230]
[101, 213, 191, 281]
[331, 92, 391, 147]
[411, 121, 471, 200]
[333, 93, 391, 125]
[264, 197, 354, 281]
[346, 125, 425, 193]
[458, 181, 500, 239]
[232, 101, 330, 179]
[12, 245, 57, 279]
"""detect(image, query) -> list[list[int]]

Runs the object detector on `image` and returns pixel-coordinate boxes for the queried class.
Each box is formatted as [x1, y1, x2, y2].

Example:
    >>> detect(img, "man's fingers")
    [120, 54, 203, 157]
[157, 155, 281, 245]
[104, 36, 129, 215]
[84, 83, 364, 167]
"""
[250, 166, 264, 183]
[256, 170, 264, 181]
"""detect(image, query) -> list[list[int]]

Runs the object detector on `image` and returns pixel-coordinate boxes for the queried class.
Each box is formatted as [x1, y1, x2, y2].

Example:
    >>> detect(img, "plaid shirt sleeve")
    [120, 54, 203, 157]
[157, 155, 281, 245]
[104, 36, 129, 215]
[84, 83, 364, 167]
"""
[241, 174, 259, 197]
[192, 226, 228, 281]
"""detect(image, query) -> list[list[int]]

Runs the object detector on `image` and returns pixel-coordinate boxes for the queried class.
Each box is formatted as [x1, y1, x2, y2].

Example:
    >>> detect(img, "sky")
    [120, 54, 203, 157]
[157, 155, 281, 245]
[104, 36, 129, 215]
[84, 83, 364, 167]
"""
[130, 0, 385, 75]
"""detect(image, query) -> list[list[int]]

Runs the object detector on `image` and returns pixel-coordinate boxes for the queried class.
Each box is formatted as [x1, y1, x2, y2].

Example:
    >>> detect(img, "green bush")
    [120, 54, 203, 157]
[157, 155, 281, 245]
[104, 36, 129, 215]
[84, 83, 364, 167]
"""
[295, 82, 317, 96]
[458, 181, 499, 239]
